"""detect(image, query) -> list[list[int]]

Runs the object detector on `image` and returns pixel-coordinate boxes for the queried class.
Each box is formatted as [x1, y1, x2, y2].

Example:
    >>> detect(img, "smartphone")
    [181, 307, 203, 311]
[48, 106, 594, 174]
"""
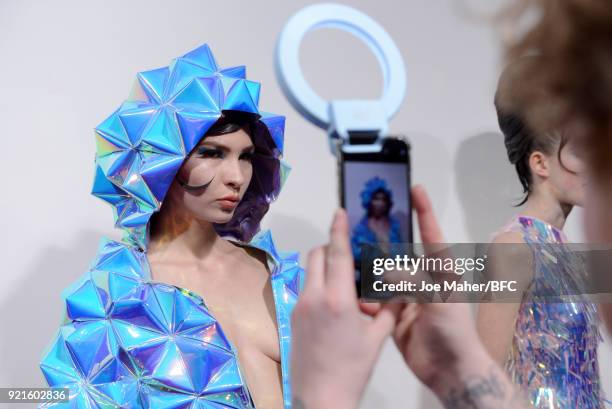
[338, 136, 413, 284]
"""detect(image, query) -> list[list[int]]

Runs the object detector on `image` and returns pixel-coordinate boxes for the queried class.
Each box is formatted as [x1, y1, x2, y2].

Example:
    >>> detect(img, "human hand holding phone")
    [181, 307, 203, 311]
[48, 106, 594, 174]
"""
[291, 187, 530, 409]
[290, 209, 399, 409]
[365, 186, 530, 408]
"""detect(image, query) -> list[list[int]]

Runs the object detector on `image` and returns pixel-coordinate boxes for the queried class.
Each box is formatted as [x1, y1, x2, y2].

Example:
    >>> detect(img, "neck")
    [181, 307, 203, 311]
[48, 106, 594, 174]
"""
[520, 188, 572, 230]
[149, 212, 234, 263]
[174, 219, 227, 258]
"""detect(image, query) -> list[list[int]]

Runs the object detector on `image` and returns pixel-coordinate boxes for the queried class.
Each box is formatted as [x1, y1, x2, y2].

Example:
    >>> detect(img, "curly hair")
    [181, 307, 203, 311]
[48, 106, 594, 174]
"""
[500, 0, 612, 179]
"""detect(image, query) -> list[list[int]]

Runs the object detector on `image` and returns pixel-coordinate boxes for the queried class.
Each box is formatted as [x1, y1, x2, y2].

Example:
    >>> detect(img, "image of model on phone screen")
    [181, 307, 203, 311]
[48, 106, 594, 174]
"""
[339, 137, 413, 280]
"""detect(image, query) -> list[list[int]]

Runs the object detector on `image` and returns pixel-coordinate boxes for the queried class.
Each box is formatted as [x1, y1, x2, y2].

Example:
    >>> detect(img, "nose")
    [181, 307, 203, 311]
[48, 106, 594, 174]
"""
[222, 157, 247, 191]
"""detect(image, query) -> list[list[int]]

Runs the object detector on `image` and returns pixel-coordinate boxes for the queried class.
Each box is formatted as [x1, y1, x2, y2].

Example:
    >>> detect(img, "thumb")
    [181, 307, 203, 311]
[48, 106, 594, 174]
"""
[369, 303, 402, 346]
[360, 302, 382, 317]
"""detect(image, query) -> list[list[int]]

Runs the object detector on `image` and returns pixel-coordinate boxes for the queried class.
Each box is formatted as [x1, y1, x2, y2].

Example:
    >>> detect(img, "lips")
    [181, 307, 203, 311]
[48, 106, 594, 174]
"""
[216, 195, 239, 210]
[218, 195, 239, 202]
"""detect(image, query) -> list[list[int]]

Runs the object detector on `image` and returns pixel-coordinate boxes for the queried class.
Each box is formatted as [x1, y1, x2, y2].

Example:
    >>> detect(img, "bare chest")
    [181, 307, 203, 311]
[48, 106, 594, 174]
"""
[368, 219, 391, 240]
[200, 270, 281, 363]
[151, 258, 281, 364]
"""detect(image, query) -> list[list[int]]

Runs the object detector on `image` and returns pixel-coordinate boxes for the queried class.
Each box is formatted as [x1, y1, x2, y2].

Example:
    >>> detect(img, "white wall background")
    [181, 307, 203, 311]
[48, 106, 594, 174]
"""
[0, 0, 609, 408]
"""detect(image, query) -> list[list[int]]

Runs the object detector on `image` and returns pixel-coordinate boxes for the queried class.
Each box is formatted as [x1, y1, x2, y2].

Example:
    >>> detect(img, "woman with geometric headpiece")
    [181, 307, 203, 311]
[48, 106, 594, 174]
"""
[38, 44, 303, 409]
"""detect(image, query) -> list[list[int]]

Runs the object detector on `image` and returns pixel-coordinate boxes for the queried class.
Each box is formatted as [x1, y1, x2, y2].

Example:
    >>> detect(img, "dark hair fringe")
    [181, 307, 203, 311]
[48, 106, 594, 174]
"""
[207, 110, 260, 137]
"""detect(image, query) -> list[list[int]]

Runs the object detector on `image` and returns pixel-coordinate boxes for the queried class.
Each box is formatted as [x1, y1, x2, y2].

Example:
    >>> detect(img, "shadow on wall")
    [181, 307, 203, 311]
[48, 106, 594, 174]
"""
[264, 211, 327, 261]
[0, 231, 103, 390]
[454, 132, 523, 242]
[406, 131, 452, 240]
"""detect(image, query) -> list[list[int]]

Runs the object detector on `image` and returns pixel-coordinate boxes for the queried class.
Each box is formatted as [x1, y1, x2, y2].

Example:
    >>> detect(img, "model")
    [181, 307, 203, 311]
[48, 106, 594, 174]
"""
[476, 58, 603, 408]
[350, 176, 404, 265]
[38, 44, 303, 409]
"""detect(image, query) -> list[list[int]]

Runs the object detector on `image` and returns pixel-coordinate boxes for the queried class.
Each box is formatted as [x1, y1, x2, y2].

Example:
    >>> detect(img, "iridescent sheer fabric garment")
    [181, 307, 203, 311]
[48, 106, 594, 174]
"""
[503, 215, 605, 408]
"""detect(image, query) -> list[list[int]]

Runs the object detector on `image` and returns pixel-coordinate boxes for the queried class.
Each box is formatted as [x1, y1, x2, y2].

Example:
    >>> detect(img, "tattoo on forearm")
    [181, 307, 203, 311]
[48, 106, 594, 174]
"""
[442, 365, 530, 409]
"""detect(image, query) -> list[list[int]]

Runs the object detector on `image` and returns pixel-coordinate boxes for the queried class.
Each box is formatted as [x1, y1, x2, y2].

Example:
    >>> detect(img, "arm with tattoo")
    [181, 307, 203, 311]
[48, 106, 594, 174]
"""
[434, 358, 531, 409]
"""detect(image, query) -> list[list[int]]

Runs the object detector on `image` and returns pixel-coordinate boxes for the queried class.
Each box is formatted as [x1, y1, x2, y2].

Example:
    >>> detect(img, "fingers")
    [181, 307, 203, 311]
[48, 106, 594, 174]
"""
[304, 246, 325, 293]
[394, 303, 420, 340]
[370, 303, 402, 345]
[324, 209, 357, 297]
[412, 185, 445, 244]
[359, 302, 382, 317]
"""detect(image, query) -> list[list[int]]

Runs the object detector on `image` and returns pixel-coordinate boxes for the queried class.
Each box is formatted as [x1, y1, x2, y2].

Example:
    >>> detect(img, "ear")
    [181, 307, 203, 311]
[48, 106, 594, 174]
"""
[529, 151, 550, 180]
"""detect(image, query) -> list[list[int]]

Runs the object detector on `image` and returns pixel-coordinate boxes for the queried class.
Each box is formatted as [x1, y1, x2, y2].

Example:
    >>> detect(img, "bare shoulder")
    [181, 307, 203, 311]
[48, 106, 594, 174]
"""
[230, 243, 269, 277]
[490, 231, 533, 261]
[487, 230, 534, 288]
[244, 246, 269, 268]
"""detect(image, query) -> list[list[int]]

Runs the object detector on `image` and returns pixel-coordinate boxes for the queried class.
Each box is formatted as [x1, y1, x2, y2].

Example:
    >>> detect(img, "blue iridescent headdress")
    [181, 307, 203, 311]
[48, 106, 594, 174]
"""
[360, 176, 393, 210]
[92, 44, 289, 250]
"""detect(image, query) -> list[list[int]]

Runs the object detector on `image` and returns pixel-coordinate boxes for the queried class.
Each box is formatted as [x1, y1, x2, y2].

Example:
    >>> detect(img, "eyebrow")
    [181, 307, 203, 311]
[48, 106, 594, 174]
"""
[197, 140, 255, 152]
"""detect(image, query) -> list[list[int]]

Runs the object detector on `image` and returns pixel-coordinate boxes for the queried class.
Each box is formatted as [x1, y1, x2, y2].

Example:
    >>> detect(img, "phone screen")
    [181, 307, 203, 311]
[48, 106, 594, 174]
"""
[339, 137, 412, 276]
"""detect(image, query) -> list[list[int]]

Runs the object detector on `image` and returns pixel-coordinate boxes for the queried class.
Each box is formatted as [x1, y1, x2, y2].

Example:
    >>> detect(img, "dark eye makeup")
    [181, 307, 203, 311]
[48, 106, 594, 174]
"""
[195, 146, 255, 161]
[196, 147, 223, 158]
[239, 151, 256, 161]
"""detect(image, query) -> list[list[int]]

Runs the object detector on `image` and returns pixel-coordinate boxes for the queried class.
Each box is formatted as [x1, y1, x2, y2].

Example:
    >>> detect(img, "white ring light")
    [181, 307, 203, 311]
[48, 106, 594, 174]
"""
[275, 3, 407, 130]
